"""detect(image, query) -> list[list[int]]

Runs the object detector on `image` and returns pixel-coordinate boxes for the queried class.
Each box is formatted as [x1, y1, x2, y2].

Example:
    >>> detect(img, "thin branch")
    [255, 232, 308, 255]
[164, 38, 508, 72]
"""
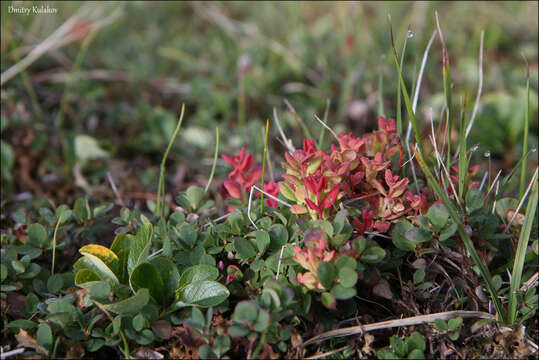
[302, 311, 495, 347]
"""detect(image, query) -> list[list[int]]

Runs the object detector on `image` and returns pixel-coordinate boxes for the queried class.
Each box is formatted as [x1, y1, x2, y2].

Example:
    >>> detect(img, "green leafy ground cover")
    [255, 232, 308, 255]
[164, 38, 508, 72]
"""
[1, 2, 538, 359]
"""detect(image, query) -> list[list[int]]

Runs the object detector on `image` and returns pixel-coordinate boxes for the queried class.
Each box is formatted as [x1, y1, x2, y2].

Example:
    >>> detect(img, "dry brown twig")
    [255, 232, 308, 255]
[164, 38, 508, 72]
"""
[302, 310, 496, 348]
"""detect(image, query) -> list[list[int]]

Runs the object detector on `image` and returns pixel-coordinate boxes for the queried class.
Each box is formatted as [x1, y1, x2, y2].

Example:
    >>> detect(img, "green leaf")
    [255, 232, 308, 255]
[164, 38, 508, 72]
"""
[390, 336, 407, 357]
[360, 246, 386, 264]
[28, 223, 47, 247]
[11, 260, 25, 274]
[1, 264, 7, 282]
[434, 319, 448, 331]
[178, 265, 219, 289]
[268, 224, 288, 251]
[0, 140, 14, 180]
[253, 309, 270, 332]
[77, 254, 119, 285]
[213, 334, 231, 358]
[47, 274, 64, 293]
[24, 293, 39, 314]
[185, 186, 205, 210]
[338, 267, 358, 288]
[255, 230, 270, 254]
[466, 188, 485, 213]
[79, 245, 120, 276]
[439, 223, 458, 242]
[334, 210, 348, 234]
[37, 322, 53, 351]
[331, 284, 356, 300]
[177, 280, 229, 307]
[377, 348, 397, 359]
[74, 269, 100, 285]
[427, 203, 449, 230]
[130, 263, 165, 305]
[334, 256, 357, 270]
[132, 314, 146, 332]
[101, 288, 150, 314]
[198, 345, 216, 359]
[7, 319, 38, 330]
[448, 317, 463, 331]
[73, 198, 89, 223]
[316, 261, 336, 289]
[413, 270, 425, 284]
[233, 237, 257, 259]
[405, 227, 432, 244]
[321, 292, 336, 309]
[228, 324, 249, 337]
[88, 281, 112, 300]
[492, 275, 502, 291]
[232, 301, 258, 323]
[47, 299, 74, 327]
[149, 256, 180, 305]
[407, 349, 425, 359]
[391, 221, 415, 251]
[127, 223, 153, 276]
[405, 332, 426, 352]
[111, 233, 133, 284]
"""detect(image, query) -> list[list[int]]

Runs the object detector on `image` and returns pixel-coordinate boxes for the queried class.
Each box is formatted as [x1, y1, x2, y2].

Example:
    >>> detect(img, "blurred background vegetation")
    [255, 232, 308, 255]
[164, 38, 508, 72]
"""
[1, 1, 537, 210]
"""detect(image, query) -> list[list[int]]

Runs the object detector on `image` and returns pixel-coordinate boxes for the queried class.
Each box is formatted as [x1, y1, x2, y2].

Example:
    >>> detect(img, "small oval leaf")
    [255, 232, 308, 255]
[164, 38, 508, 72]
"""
[80, 245, 120, 276]
[101, 288, 150, 314]
[176, 280, 229, 307]
[178, 265, 219, 289]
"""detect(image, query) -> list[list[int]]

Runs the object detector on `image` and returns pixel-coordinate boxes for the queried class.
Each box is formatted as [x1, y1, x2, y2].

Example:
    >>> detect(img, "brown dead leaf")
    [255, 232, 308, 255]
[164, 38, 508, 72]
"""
[64, 339, 85, 358]
[361, 333, 375, 355]
[151, 319, 172, 340]
[258, 343, 279, 359]
[373, 280, 393, 300]
[132, 347, 164, 359]
[15, 329, 48, 355]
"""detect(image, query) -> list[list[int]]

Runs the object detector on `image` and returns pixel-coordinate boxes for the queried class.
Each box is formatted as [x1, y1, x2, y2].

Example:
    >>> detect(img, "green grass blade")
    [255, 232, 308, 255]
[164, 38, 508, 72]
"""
[396, 35, 409, 136]
[413, 146, 506, 324]
[519, 63, 530, 199]
[156, 104, 186, 217]
[55, 30, 97, 129]
[205, 126, 220, 194]
[508, 169, 538, 324]
[435, 12, 453, 170]
[458, 99, 468, 201]
[51, 215, 62, 275]
[260, 120, 270, 217]
[378, 71, 385, 117]
[389, 18, 424, 157]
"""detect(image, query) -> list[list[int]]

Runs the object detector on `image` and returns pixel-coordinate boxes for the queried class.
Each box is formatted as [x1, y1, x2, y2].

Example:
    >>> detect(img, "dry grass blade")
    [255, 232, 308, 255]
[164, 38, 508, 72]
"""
[302, 311, 495, 347]
[465, 30, 485, 138]
[504, 167, 538, 232]
[273, 107, 295, 153]
[1, 3, 123, 85]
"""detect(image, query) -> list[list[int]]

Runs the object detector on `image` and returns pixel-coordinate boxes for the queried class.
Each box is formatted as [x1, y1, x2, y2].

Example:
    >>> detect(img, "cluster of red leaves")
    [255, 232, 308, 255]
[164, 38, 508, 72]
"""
[280, 117, 428, 233]
[221, 147, 278, 208]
